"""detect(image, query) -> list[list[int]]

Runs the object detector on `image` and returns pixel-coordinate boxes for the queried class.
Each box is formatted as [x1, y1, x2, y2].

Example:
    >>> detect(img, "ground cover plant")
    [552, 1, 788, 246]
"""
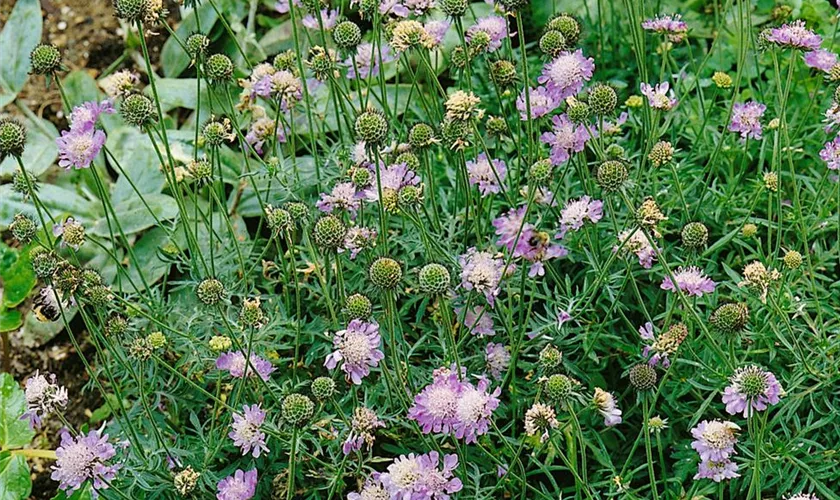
[1, 0, 840, 498]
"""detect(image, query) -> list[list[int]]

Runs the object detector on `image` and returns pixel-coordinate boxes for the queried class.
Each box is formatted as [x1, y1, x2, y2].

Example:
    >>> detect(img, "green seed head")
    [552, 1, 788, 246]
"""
[187, 158, 213, 183]
[648, 141, 674, 167]
[313, 215, 347, 250]
[681, 222, 709, 249]
[10, 213, 37, 244]
[355, 108, 389, 145]
[490, 60, 517, 87]
[196, 278, 225, 305]
[450, 46, 468, 69]
[282, 393, 314, 426]
[605, 143, 626, 159]
[710, 302, 749, 335]
[783, 250, 802, 270]
[30, 44, 62, 75]
[334, 21, 362, 49]
[440, 118, 470, 150]
[547, 14, 581, 46]
[544, 374, 574, 401]
[408, 123, 436, 149]
[11, 168, 37, 198]
[566, 98, 591, 124]
[0, 118, 26, 160]
[497, 0, 530, 12]
[351, 167, 371, 188]
[596, 160, 628, 193]
[529, 159, 553, 185]
[186, 33, 210, 59]
[538, 345, 563, 373]
[629, 364, 657, 392]
[439, 0, 468, 16]
[202, 117, 233, 147]
[120, 93, 157, 127]
[539, 30, 567, 57]
[344, 293, 373, 320]
[486, 116, 507, 136]
[398, 185, 423, 207]
[205, 53, 234, 82]
[285, 202, 310, 224]
[741, 223, 758, 238]
[369, 257, 402, 289]
[395, 151, 421, 171]
[273, 50, 298, 72]
[113, 0, 147, 22]
[418, 263, 450, 295]
[311, 377, 336, 401]
[84, 284, 113, 307]
[105, 314, 130, 337]
[588, 83, 617, 115]
[30, 248, 58, 279]
[265, 205, 294, 235]
[239, 297, 265, 328]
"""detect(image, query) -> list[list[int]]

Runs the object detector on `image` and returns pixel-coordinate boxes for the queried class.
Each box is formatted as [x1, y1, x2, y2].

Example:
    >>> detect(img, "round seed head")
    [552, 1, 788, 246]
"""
[52, 262, 82, 294]
[186, 33, 210, 59]
[265, 205, 294, 235]
[196, 278, 225, 305]
[205, 53, 234, 82]
[408, 123, 436, 149]
[783, 250, 802, 270]
[84, 284, 113, 307]
[355, 108, 389, 145]
[605, 143, 626, 159]
[440, 118, 470, 150]
[681, 222, 709, 249]
[306, 46, 336, 80]
[544, 374, 574, 401]
[80, 269, 103, 288]
[273, 50, 298, 72]
[209, 335, 232, 352]
[710, 302, 749, 334]
[113, 0, 147, 21]
[566, 98, 591, 124]
[0, 118, 26, 160]
[187, 158, 213, 183]
[285, 202, 310, 224]
[395, 151, 420, 171]
[539, 30, 567, 57]
[648, 141, 674, 167]
[120, 93, 157, 127]
[539, 345, 563, 373]
[334, 21, 362, 49]
[547, 14, 581, 46]
[105, 314, 130, 337]
[202, 117, 233, 147]
[30, 247, 58, 279]
[313, 215, 347, 249]
[712, 71, 732, 89]
[741, 223, 758, 238]
[468, 31, 492, 54]
[30, 44, 62, 75]
[10, 213, 37, 244]
[239, 297, 265, 328]
[450, 46, 468, 69]
[628, 364, 657, 391]
[490, 60, 517, 87]
[344, 293, 373, 320]
[369, 257, 402, 289]
[282, 393, 314, 426]
[439, 0, 468, 16]
[351, 167, 371, 188]
[486, 116, 507, 135]
[398, 185, 423, 207]
[529, 159, 553, 184]
[497, 0, 530, 12]
[588, 83, 617, 115]
[596, 160, 628, 192]
[311, 377, 336, 401]
[418, 263, 450, 295]
[763, 172, 778, 192]
[11, 168, 37, 198]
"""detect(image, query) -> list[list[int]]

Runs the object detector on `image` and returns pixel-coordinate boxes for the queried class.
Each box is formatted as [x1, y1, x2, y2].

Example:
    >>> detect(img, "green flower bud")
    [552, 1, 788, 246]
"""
[196, 278, 225, 305]
[544, 374, 574, 401]
[681, 222, 708, 249]
[344, 293, 373, 320]
[205, 53, 234, 82]
[0, 118, 26, 160]
[596, 160, 628, 192]
[355, 108, 389, 145]
[418, 263, 450, 295]
[369, 257, 402, 289]
[588, 83, 617, 115]
[313, 215, 347, 250]
[30, 44, 62, 75]
[120, 93, 157, 127]
[710, 302, 749, 335]
[408, 123, 436, 149]
[333, 21, 362, 49]
[311, 377, 336, 401]
[282, 393, 314, 426]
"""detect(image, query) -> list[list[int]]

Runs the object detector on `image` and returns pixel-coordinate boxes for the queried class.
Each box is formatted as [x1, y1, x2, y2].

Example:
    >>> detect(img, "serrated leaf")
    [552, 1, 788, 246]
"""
[0, 0, 42, 106]
[0, 373, 34, 449]
[0, 452, 31, 500]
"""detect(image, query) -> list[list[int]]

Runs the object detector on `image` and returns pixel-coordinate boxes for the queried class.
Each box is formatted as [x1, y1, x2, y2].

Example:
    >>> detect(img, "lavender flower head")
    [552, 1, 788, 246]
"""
[216, 350, 276, 382]
[804, 49, 838, 72]
[56, 128, 107, 170]
[217, 468, 258, 500]
[229, 404, 269, 458]
[639, 322, 688, 368]
[452, 377, 501, 443]
[593, 388, 622, 426]
[660, 266, 716, 297]
[53, 217, 85, 250]
[558, 196, 604, 238]
[302, 8, 339, 30]
[690, 420, 740, 462]
[615, 228, 658, 269]
[379, 451, 463, 500]
[517, 86, 560, 121]
[764, 20, 822, 50]
[540, 113, 595, 165]
[819, 135, 840, 170]
[459, 248, 505, 307]
[538, 50, 595, 100]
[245, 117, 286, 155]
[459, 305, 495, 337]
[316, 182, 362, 216]
[325, 319, 384, 384]
[466, 15, 511, 53]
[51, 428, 120, 496]
[485, 342, 510, 380]
[363, 162, 420, 204]
[640, 82, 677, 110]
[68, 100, 115, 132]
[694, 459, 740, 482]
[641, 14, 688, 42]
[729, 101, 766, 140]
[343, 406, 385, 455]
[466, 153, 507, 197]
[348, 478, 390, 500]
[424, 20, 452, 46]
[493, 205, 528, 253]
[409, 366, 464, 435]
[345, 43, 394, 80]
[22, 370, 68, 429]
[342, 226, 377, 259]
[516, 225, 568, 277]
[722, 365, 783, 417]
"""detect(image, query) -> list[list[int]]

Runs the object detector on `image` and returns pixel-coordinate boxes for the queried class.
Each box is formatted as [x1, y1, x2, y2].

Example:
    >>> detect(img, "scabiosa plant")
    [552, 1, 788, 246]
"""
[378, 451, 463, 499]
[558, 196, 603, 237]
[710, 302, 750, 334]
[722, 365, 783, 417]
[345, 42, 393, 79]
[641, 14, 688, 42]
[540, 113, 594, 165]
[593, 388, 622, 426]
[485, 342, 510, 380]
[729, 101, 766, 139]
[738, 261, 781, 303]
[229, 404, 269, 457]
[660, 266, 716, 298]
[51, 428, 121, 496]
[639, 322, 689, 368]
[804, 48, 838, 72]
[0, 118, 26, 160]
[538, 49, 595, 100]
[216, 350, 276, 381]
[467, 15, 510, 53]
[53, 217, 86, 250]
[343, 406, 385, 454]
[466, 153, 507, 196]
[21, 371, 69, 429]
[409, 366, 464, 435]
[640, 82, 677, 110]
[690, 420, 740, 462]
[694, 459, 740, 482]
[819, 135, 840, 169]
[764, 20, 822, 50]
[325, 319, 384, 384]
[217, 468, 258, 500]
[524, 402, 560, 442]
[452, 377, 501, 443]
[517, 86, 561, 120]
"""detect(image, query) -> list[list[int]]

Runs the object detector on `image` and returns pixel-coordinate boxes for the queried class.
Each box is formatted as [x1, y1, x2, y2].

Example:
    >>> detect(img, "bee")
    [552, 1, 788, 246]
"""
[32, 286, 66, 322]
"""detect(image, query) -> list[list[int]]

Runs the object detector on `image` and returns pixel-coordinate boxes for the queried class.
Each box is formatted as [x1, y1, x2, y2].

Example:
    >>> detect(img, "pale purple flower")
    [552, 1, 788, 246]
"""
[21, 371, 68, 429]
[348, 479, 389, 500]
[493, 205, 527, 252]
[825, 104, 840, 132]
[409, 366, 465, 435]
[245, 117, 286, 155]
[615, 228, 658, 268]
[424, 20, 451, 46]
[485, 343, 510, 380]
[557, 309, 572, 327]
[540, 114, 594, 165]
[217, 468, 257, 500]
[558, 196, 603, 237]
[639, 322, 688, 368]
[517, 86, 560, 121]
[721, 365, 783, 417]
[690, 420, 740, 462]
[346, 43, 394, 79]
[302, 8, 339, 30]
[56, 128, 107, 170]
[466, 15, 510, 52]
[729, 101, 766, 140]
[764, 20, 822, 50]
[229, 404, 268, 458]
[515, 226, 568, 277]
[641, 14, 688, 42]
[316, 182, 362, 216]
[216, 350, 276, 381]
[403, 0, 435, 14]
[342, 226, 377, 259]
[364, 162, 420, 203]
[804, 49, 838, 72]
[68, 100, 115, 132]
[640, 82, 677, 110]
[452, 377, 501, 443]
[274, 0, 300, 13]
[466, 153, 507, 196]
[459, 305, 495, 337]
[459, 248, 504, 306]
[538, 50, 595, 100]
[593, 388, 622, 426]
[602, 111, 629, 135]
[325, 319, 384, 384]
[660, 266, 716, 297]
[51, 428, 120, 497]
[343, 406, 385, 455]
[819, 135, 840, 170]
[379, 451, 463, 500]
[694, 459, 739, 482]
[378, 0, 410, 17]
[52, 217, 84, 250]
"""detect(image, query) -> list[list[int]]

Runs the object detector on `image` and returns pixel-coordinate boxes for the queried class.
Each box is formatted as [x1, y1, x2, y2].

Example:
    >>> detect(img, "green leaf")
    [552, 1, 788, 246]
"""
[0, 311, 22, 334]
[0, 452, 31, 500]
[61, 71, 123, 133]
[0, 184, 99, 226]
[0, 246, 36, 308]
[0, 0, 42, 107]
[91, 194, 179, 237]
[106, 127, 166, 204]
[0, 373, 34, 449]
[50, 483, 92, 500]
[161, 3, 218, 77]
[144, 78, 220, 112]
